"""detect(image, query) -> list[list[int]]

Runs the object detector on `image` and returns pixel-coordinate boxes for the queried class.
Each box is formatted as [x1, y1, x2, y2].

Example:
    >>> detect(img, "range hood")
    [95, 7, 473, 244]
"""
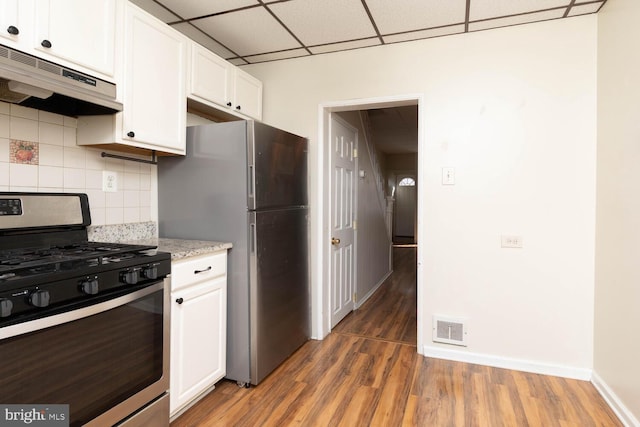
[0, 43, 122, 116]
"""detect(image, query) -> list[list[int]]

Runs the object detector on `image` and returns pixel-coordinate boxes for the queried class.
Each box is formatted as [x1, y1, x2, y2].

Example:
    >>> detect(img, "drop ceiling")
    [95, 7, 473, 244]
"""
[132, 0, 607, 65]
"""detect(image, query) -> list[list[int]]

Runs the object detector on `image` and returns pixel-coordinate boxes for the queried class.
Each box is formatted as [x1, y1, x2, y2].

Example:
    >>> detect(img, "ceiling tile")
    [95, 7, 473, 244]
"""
[469, 9, 565, 31]
[129, 0, 179, 23]
[367, 0, 467, 34]
[469, 0, 570, 21]
[383, 24, 465, 44]
[244, 48, 310, 64]
[228, 58, 249, 66]
[171, 23, 235, 59]
[156, 0, 259, 20]
[309, 38, 381, 55]
[193, 7, 302, 57]
[268, 0, 377, 46]
[567, 2, 603, 16]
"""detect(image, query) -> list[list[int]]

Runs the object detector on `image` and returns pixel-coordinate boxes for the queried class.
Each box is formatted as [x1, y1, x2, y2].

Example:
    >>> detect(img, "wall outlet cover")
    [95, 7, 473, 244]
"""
[501, 235, 523, 248]
[103, 171, 118, 192]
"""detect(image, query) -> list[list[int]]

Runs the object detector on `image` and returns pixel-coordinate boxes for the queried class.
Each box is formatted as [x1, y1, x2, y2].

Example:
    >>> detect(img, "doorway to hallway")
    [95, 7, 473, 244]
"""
[320, 95, 421, 352]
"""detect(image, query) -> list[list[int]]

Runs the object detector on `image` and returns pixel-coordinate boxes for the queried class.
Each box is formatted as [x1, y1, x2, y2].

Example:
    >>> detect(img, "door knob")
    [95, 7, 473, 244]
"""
[331, 237, 340, 245]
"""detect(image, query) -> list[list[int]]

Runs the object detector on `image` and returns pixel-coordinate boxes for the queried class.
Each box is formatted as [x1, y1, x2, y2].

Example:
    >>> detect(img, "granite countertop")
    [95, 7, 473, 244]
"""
[126, 238, 233, 261]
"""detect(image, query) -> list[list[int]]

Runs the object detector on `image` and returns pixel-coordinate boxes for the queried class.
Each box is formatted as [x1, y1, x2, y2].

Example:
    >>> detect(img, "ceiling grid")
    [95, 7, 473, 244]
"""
[132, 0, 608, 65]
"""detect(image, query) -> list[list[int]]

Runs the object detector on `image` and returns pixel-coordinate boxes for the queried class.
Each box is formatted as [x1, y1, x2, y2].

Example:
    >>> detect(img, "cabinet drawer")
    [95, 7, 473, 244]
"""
[172, 251, 227, 291]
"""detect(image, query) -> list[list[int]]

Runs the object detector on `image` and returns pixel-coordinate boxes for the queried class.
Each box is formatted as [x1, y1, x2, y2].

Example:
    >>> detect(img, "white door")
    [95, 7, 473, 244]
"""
[330, 116, 357, 328]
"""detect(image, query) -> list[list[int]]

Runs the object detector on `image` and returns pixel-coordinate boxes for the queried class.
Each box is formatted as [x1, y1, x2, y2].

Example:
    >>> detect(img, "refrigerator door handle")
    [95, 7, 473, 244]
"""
[248, 165, 255, 202]
[249, 218, 257, 255]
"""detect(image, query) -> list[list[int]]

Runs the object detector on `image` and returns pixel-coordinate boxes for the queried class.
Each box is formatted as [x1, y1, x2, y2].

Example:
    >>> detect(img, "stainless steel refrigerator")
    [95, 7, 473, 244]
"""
[158, 120, 309, 386]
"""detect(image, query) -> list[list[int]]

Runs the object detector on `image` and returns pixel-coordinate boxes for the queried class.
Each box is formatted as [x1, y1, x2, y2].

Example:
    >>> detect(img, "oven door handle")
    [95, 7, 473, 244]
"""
[0, 282, 164, 340]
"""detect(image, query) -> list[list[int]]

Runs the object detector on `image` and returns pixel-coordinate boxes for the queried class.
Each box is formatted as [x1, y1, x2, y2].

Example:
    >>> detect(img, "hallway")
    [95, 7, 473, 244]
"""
[333, 246, 417, 345]
[171, 247, 621, 426]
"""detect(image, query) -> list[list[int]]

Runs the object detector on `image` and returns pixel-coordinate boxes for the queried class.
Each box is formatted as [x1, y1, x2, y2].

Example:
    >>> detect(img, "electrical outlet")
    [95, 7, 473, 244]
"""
[501, 235, 523, 248]
[102, 171, 118, 192]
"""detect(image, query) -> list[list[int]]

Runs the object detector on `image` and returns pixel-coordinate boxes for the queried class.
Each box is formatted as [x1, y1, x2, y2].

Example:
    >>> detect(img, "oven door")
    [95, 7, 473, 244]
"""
[0, 279, 170, 427]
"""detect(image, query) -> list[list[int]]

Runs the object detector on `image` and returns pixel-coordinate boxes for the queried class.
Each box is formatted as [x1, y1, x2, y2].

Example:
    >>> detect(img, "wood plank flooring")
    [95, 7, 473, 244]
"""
[171, 247, 622, 427]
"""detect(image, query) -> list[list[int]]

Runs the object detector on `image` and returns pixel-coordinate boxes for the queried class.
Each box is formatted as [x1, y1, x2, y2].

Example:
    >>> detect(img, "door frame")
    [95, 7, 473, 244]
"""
[316, 93, 424, 355]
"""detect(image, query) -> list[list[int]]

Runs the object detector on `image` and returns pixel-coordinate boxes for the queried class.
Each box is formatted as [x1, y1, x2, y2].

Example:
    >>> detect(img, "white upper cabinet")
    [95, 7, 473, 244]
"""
[0, 0, 119, 81]
[188, 43, 263, 121]
[0, 0, 27, 46]
[122, 3, 186, 152]
[190, 44, 233, 109]
[34, 0, 118, 78]
[233, 67, 262, 120]
[77, 3, 186, 155]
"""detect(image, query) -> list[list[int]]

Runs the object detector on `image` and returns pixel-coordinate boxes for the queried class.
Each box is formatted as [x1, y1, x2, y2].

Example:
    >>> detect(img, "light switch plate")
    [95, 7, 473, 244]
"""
[442, 167, 455, 185]
[102, 171, 118, 192]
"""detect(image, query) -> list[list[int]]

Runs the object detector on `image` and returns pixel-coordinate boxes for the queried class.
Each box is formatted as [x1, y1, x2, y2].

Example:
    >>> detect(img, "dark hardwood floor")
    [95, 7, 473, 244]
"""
[332, 246, 417, 345]
[171, 247, 622, 426]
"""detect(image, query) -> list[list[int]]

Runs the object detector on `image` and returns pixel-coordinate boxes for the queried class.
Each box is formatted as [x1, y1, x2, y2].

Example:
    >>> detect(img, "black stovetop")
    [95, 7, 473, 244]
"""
[0, 241, 157, 277]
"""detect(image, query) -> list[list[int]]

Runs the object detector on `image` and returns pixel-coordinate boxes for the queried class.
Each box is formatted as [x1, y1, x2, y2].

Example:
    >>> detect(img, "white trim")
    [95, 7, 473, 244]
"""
[318, 94, 424, 351]
[591, 371, 640, 427]
[355, 269, 392, 309]
[422, 345, 592, 380]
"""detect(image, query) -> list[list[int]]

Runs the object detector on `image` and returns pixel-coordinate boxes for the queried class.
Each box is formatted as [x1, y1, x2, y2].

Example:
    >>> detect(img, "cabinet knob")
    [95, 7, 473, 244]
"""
[6, 26, 19, 35]
[127, 131, 135, 138]
[236, 105, 241, 111]
[41, 39, 52, 48]
[176, 297, 184, 305]
[226, 102, 232, 107]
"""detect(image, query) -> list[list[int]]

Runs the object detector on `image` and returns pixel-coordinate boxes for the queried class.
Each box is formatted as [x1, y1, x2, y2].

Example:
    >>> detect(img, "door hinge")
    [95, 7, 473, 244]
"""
[352, 292, 357, 302]
[353, 220, 357, 230]
[353, 148, 358, 158]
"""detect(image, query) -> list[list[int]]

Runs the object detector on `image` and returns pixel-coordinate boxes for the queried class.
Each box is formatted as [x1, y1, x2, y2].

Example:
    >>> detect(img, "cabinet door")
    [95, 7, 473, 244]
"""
[34, 0, 117, 77]
[0, 0, 30, 48]
[124, 4, 186, 153]
[190, 44, 233, 109]
[170, 277, 226, 415]
[234, 67, 263, 120]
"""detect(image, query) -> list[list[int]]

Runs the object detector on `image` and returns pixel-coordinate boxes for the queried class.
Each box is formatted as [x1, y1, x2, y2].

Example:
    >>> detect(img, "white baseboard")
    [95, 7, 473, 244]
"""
[591, 371, 640, 427]
[355, 270, 392, 309]
[422, 345, 592, 380]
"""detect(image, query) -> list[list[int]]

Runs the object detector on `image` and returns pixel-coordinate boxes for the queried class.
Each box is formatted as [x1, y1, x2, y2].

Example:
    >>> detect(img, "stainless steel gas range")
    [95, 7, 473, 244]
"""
[0, 192, 171, 427]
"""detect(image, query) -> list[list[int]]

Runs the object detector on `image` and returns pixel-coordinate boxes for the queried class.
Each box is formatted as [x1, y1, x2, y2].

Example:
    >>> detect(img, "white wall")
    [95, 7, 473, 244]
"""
[594, 0, 640, 423]
[336, 111, 391, 305]
[0, 102, 156, 225]
[246, 16, 597, 376]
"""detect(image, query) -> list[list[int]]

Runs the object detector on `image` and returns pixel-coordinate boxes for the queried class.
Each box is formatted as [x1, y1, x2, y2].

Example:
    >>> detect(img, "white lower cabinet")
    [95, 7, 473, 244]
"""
[170, 252, 227, 417]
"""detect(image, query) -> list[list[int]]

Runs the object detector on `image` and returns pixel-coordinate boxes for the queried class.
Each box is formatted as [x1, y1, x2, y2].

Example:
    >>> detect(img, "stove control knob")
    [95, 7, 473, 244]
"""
[0, 298, 13, 317]
[80, 279, 99, 295]
[121, 269, 140, 285]
[142, 265, 158, 280]
[29, 290, 50, 308]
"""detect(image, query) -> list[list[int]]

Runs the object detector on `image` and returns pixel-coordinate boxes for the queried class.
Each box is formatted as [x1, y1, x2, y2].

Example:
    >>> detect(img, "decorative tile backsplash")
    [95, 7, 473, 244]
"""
[0, 101, 156, 226]
[10, 140, 39, 164]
